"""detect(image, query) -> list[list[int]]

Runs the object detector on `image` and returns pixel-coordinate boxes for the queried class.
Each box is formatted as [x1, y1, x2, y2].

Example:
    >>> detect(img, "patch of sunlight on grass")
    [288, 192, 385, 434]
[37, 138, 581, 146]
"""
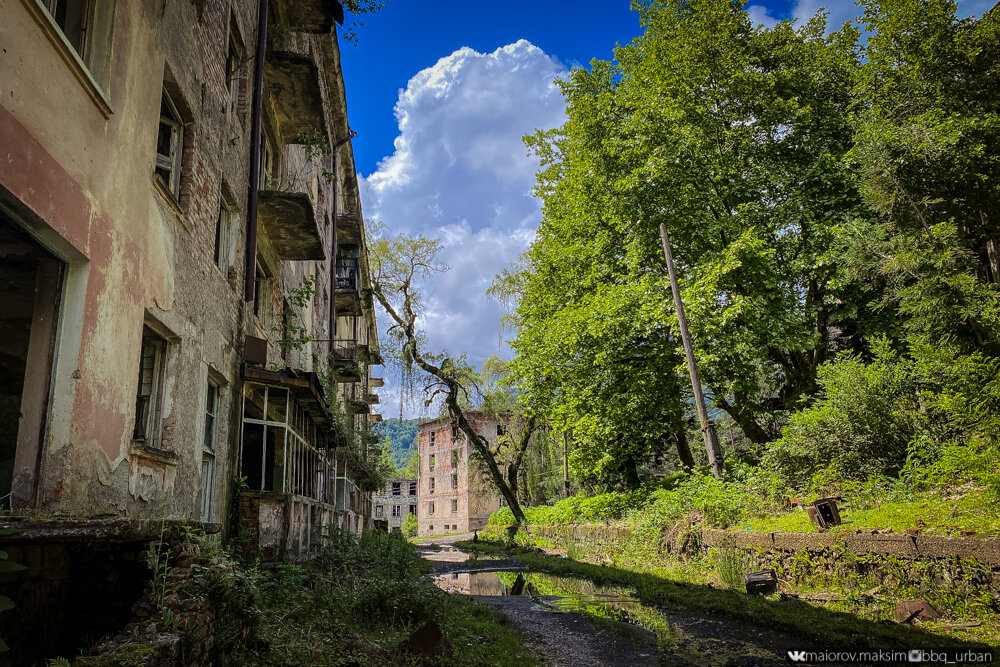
[743, 489, 1000, 537]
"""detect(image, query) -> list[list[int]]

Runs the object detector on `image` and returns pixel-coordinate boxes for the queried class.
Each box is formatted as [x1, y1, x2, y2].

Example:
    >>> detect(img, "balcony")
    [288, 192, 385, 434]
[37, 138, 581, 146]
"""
[273, 0, 343, 33]
[346, 398, 369, 415]
[265, 51, 325, 144]
[258, 190, 325, 260]
[333, 257, 362, 314]
[363, 392, 379, 405]
[336, 211, 363, 245]
[368, 413, 383, 423]
[369, 376, 384, 388]
[330, 340, 362, 382]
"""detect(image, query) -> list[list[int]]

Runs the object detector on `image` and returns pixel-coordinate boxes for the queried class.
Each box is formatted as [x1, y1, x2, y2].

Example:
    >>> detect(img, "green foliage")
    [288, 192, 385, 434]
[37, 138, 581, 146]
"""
[712, 542, 757, 591]
[239, 529, 537, 666]
[374, 417, 420, 470]
[274, 275, 317, 355]
[489, 489, 651, 527]
[400, 512, 418, 538]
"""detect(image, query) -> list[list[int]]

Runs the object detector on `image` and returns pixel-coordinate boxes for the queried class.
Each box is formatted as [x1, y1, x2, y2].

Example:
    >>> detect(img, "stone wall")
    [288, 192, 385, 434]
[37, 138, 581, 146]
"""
[510, 523, 1000, 595]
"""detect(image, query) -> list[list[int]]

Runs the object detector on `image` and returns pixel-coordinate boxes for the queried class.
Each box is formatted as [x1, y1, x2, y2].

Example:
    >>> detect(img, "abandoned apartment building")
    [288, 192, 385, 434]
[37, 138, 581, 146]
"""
[373, 477, 417, 530]
[0, 0, 382, 663]
[416, 413, 505, 537]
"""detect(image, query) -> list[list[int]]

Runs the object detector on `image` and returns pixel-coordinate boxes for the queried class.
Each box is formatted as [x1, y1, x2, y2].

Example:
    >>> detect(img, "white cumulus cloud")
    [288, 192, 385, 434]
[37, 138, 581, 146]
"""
[745, 0, 994, 31]
[360, 40, 568, 418]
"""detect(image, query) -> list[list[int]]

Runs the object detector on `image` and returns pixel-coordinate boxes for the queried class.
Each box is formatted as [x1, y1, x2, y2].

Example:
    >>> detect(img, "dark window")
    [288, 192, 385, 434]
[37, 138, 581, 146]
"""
[133, 327, 166, 444]
[44, 0, 91, 58]
[451, 499, 458, 513]
[392, 505, 400, 517]
[429, 430, 435, 447]
[225, 32, 241, 114]
[429, 502, 435, 515]
[155, 90, 184, 198]
[408, 481, 416, 496]
[451, 473, 458, 490]
[214, 200, 234, 270]
[392, 481, 401, 496]
[408, 504, 416, 515]
[496, 424, 504, 436]
[204, 381, 219, 453]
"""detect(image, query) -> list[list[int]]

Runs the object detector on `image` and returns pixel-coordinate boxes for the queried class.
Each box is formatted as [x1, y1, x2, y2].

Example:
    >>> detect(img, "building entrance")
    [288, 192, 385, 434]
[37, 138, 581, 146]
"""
[0, 212, 63, 509]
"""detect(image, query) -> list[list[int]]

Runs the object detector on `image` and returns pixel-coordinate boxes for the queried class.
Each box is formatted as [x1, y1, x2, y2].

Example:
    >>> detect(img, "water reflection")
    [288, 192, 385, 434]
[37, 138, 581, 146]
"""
[432, 570, 683, 649]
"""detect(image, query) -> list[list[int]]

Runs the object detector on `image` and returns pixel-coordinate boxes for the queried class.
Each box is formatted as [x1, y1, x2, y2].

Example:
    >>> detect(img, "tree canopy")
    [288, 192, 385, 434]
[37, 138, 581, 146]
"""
[505, 0, 1000, 490]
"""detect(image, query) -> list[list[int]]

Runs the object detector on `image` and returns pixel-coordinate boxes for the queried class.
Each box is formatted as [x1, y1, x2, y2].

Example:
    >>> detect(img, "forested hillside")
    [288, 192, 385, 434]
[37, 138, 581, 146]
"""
[375, 418, 421, 471]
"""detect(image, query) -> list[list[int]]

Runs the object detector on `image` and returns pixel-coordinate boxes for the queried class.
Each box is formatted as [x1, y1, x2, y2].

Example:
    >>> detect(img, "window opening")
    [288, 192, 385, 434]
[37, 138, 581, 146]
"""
[155, 89, 184, 198]
[44, 0, 92, 59]
[133, 327, 167, 446]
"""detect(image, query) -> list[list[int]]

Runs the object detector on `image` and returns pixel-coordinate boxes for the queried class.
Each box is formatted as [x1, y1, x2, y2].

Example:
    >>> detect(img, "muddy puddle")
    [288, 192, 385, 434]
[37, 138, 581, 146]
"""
[432, 569, 786, 665]
[435, 570, 682, 647]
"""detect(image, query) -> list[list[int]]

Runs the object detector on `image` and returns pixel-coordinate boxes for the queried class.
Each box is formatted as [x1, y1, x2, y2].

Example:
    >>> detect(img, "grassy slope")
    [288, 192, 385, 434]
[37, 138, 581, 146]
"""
[743, 488, 1000, 537]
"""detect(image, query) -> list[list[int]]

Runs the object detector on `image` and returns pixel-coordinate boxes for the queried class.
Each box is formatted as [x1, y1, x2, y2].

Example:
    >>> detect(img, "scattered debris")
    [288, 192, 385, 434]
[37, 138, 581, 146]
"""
[806, 498, 842, 531]
[745, 569, 778, 595]
[895, 600, 941, 624]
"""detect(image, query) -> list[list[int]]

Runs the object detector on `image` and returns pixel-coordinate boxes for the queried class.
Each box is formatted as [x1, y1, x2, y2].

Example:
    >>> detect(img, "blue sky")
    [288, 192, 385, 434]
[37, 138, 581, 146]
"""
[342, 0, 647, 176]
[337, 0, 995, 418]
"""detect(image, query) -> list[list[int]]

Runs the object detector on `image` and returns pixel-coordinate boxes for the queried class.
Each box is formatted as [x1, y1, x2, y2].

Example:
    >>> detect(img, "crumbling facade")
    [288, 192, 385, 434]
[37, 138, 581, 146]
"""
[373, 477, 417, 530]
[0, 0, 380, 662]
[416, 413, 503, 536]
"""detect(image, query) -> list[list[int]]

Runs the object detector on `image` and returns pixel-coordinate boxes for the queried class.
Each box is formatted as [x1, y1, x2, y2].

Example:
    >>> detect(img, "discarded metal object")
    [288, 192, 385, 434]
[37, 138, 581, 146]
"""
[745, 569, 778, 595]
[806, 498, 842, 530]
[895, 599, 941, 624]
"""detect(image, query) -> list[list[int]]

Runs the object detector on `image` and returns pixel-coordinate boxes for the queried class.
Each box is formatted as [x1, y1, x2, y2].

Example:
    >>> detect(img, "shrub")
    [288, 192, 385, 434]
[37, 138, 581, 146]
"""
[401, 512, 418, 538]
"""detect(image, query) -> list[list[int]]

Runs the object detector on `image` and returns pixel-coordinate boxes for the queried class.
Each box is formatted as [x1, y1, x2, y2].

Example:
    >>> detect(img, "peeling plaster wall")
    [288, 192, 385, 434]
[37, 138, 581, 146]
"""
[0, 0, 378, 527]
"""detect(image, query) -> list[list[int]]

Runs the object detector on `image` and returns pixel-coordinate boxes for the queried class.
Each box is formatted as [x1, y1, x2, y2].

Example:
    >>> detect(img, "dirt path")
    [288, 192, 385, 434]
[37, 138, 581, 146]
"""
[418, 534, 658, 666]
[417, 534, 802, 667]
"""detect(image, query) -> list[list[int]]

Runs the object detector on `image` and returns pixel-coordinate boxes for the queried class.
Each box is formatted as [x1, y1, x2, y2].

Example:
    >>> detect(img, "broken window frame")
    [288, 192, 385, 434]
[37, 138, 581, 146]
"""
[239, 383, 333, 504]
[375, 504, 383, 518]
[132, 327, 167, 447]
[392, 505, 400, 518]
[391, 481, 401, 496]
[408, 504, 416, 515]
[428, 453, 435, 471]
[429, 502, 435, 515]
[409, 481, 416, 496]
[451, 499, 458, 514]
[451, 449, 459, 467]
[225, 20, 244, 117]
[155, 88, 184, 199]
[451, 473, 458, 490]
[429, 477, 435, 493]
[201, 379, 220, 523]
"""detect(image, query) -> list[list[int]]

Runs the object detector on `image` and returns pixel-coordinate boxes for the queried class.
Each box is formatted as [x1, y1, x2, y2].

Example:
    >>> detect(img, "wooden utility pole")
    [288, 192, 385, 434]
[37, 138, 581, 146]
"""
[659, 224, 725, 479]
[562, 430, 570, 497]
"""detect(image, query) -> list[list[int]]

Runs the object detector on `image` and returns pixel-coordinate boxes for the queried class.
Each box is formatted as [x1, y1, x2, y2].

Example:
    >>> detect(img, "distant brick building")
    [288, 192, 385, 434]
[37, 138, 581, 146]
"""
[416, 413, 504, 536]
[373, 477, 417, 529]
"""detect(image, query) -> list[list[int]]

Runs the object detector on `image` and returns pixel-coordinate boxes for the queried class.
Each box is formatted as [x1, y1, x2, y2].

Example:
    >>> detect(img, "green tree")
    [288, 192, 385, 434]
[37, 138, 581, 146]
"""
[509, 0, 880, 490]
[368, 226, 538, 525]
[843, 0, 1000, 353]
